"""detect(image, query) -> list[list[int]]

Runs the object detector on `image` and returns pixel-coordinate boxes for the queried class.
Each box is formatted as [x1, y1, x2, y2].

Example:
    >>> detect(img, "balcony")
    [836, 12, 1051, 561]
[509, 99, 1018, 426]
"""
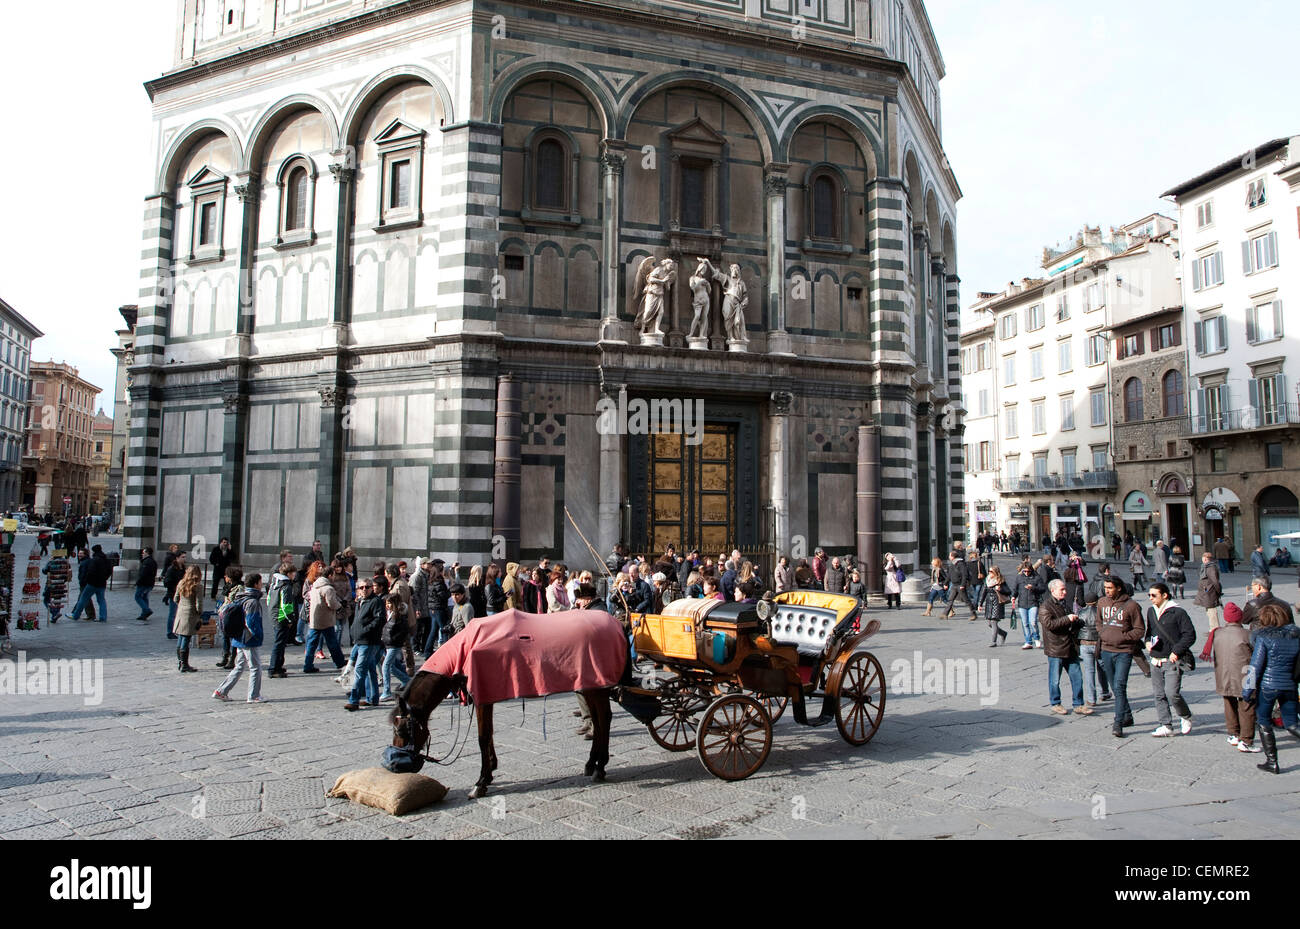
[994, 471, 1118, 494]
[1188, 403, 1300, 437]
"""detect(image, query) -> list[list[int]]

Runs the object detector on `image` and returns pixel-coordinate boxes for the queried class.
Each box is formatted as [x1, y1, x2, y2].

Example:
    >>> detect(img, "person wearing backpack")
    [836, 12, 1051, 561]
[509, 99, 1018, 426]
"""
[266, 565, 298, 679]
[215, 568, 245, 670]
[213, 574, 268, 704]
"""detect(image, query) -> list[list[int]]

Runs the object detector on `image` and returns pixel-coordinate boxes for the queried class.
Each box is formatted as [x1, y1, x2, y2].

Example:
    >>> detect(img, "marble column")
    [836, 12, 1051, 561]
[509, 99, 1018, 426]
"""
[769, 390, 793, 555]
[597, 382, 625, 559]
[765, 165, 792, 355]
[493, 374, 522, 568]
[858, 425, 882, 594]
[599, 141, 627, 344]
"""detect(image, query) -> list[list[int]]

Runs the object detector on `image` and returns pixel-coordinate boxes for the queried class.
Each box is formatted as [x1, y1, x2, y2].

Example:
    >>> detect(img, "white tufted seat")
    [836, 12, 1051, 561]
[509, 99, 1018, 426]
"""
[768, 605, 839, 659]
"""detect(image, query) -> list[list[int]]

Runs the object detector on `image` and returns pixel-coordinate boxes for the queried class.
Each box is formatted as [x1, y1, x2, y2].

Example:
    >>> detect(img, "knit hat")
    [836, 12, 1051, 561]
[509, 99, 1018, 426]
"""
[1223, 602, 1243, 625]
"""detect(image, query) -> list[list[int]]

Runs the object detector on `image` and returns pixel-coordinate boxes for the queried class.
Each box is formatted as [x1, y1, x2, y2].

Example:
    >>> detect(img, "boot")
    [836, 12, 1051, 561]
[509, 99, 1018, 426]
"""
[1257, 727, 1279, 774]
[217, 645, 232, 669]
[181, 647, 197, 673]
[177, 647, 185, 672]
[1287, 726, 1300, 741]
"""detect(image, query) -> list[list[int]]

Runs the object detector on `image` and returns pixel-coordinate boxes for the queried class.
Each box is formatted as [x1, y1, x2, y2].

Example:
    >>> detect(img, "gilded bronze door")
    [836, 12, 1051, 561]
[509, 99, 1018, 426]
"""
[646, 424, 737, 555]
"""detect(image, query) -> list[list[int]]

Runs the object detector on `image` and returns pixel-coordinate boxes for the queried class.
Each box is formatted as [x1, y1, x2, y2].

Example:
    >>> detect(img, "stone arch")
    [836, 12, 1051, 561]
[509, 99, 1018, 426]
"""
[341, 67, 454, 146]
[941, 218, 957, 272]
[489, 63, 614, 140]
[902, 146, 925, 220]
[924, 188, 941, 249]
[619, 72, 776, 164]
[243, 94, 341, 174]
[779, 107, 883, 176]
[156, 119, 245, 193]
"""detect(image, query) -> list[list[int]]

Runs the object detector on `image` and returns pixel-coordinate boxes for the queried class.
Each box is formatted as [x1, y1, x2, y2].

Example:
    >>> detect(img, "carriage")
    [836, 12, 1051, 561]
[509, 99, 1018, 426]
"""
[616, 590, 886, 781]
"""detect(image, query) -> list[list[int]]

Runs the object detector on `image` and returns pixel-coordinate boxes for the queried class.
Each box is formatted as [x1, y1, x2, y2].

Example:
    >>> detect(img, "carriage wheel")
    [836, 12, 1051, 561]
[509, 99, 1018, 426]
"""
[647, 688, 709, 752]
[749, 693, 788, 724]
[834, 652, 886, 746]
[697, 694, 772, 781]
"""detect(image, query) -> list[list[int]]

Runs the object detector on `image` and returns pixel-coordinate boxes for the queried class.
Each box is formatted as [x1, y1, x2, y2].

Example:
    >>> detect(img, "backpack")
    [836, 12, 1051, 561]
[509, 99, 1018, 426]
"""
[219, 597, 247, 643]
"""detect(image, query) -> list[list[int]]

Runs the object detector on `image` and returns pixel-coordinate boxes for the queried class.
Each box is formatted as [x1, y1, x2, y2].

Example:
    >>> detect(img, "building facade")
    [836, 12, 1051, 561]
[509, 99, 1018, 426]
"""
[22, 363, 102, 518]
[957, 320, 1001, 543]
[962, 217, 1181, 554]
[110, 306, 138, 528]
[91, 412, 115, 516]
[1163, 136, 1300, 563]
[0, 299, 42, 512]
[125, 0, 964, 584]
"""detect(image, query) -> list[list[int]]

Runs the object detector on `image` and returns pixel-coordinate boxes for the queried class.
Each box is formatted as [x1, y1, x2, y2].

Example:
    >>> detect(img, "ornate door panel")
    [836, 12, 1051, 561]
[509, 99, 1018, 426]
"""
[647, 425, 737, 554]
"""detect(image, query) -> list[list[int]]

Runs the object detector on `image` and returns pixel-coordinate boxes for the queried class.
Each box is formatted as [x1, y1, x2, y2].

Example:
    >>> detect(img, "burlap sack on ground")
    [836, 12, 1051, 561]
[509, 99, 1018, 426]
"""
[327, 768, 448, 816]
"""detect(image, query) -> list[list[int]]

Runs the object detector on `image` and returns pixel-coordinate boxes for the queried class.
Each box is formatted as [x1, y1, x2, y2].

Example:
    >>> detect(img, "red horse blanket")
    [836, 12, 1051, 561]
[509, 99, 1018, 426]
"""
[421, 609, 627, 704]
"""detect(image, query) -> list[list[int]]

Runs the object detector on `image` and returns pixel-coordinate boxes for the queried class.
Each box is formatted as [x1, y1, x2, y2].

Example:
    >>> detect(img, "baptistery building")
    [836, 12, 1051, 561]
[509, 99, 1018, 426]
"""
[127, 0, 963, 587]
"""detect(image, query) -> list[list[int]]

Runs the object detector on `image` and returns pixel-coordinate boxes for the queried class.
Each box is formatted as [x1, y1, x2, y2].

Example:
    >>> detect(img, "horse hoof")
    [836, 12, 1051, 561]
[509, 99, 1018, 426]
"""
[468, 786, 488, 800]
[593, 768, 607, 782]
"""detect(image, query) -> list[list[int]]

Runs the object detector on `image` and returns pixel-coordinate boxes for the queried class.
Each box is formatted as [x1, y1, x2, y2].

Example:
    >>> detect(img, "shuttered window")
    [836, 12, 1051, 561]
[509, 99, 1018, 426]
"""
[1162, 370, 1185, 417]
[1194, 316, 1228, 355]
[1247, 301, 1284, 344]
[1192, 252, 1223, 292]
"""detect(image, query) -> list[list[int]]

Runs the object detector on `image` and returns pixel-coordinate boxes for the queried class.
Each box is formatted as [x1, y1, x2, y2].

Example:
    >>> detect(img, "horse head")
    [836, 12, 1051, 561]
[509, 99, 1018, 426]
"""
[390, 672, 460, 755]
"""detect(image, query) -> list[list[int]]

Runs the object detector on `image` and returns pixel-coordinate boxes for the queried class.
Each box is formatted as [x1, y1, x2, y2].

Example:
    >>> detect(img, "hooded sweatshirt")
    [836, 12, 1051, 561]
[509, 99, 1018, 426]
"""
[1098, 591, 1145, 655]
[266, 572, 293, 622]
[308, 575, 343, 630]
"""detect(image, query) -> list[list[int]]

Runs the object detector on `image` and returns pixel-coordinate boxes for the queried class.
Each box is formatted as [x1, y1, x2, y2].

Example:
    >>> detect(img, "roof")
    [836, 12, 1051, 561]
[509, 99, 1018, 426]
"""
[1108, 305, 1184, 332]
[0, 297, 45, 339]
[1161, 138, 1290, 199]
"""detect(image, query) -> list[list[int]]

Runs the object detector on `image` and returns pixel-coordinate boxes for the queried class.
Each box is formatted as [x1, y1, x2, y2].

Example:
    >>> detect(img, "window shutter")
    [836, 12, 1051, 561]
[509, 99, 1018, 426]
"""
[1275, 300, 1285, 337]
[1267, 231, 1278, 267]
[1172, 321, 1182, 346]
[1247, 306, 1258, 344]
[1213, 252, 1224, 284]
[1216, 316, 1228, 350]
[1242, 241, 1253, 275]
[1249, 378, 1260, 417]
[1136, 331, 1145, 355]
[1192, 260, 1202, 292]
[1193, 320, 1204, 354]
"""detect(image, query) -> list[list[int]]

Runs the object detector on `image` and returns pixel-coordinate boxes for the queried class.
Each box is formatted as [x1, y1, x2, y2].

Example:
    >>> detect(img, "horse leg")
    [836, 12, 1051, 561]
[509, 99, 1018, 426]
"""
[469, 703, 495, 799]
[583, 689, 611, 781]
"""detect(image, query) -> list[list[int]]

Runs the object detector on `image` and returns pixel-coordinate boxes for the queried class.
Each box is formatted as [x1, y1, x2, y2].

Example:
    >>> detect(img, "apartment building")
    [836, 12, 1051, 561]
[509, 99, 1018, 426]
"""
[22, 363, 102, 517]
[0, 299, 43, 512]
[1162, 135, 1300, 562]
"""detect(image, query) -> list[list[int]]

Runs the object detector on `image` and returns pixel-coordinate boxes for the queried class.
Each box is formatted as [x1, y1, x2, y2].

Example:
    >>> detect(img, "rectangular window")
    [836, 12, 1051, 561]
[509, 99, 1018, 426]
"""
[979, 441, 992, 472]
[1058, 339, 1072, 373]
[1092, 446, 1108, 472]
[1005, 455, 1019, 484]
[1086, 334, 1107, 366]
[1090, 388, 1107, 427]
[1026, 304, 1045, 331]
[978, 390, 991, 418]
[1119, 333, 1144, 360]
[1056, 296, 1070, 322]
[1004, 406, 1019, 439]
[1032, 401, 1046, 435]
[1247, 300, 1284, 344]
[1060, 394, 1075, 431]
[1033, 453, 1048, 479]
[1155, 324, 1179, 350]
[1084, 283, 1103, 313]
[961, 348, 972, 375]
[1030, 348, 1044, 380]
[680, 161, 708, 229]
[1211, 448, 1227, 472]
[1194, 315, 1229, 355]
[1252, 373, 1287, 425]
[1197, 200, 1214, 229]
[390, 160, 412, 210]
[1198, 384, 1230, 432]
[999, 314, 1018, 340]
[1266, 442, 1283, 469]
[1062, 450, 1077, 477]
[1243, 231, 1279, 275]
[1247, 178, 1267, 209]
[1003, 355, 1017, 387]
[199, 202, 218, 247]
[976, 343, 990, 371]
[1192, 251, 1224, 291]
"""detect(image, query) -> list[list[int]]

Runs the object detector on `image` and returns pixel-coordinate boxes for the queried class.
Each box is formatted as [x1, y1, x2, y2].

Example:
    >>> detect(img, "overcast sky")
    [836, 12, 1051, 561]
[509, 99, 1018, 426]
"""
[0, 1, 1295, 407]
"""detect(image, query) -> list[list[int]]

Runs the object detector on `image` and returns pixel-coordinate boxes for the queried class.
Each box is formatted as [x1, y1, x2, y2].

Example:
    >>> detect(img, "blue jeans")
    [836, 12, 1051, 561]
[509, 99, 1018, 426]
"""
[71, 585, 108, 622]
[1080, 643, 1111, 703]
[1048, 655, 1084, 708]
[303, 626, 346, 671]
[1017, 606, 1039, 645]
[927, 587, 947, 607]
[134, 587, 152, 617]
[1257, 687, 1300, 732]
[347, 644, 381, 705]
[1099, 651, 1134, 725]
[381, 647, 411, 697]
[177, 634, 192, 652]
[296, 615, 307, 643]
[425, 607, 450, 654]
[167, 599, 179, 637]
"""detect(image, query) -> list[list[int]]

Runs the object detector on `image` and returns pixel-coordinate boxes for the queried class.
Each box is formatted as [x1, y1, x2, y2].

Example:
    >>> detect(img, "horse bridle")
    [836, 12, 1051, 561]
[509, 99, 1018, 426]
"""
[394, 682, 475, 767]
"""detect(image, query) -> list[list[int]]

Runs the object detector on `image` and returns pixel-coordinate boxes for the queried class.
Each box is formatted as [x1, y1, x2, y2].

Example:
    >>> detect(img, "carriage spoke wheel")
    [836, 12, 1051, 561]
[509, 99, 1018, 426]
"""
[697, 694, 772, 781]
[748, 693, 788, 725]
[648, 688, 709, 752]
[835, 652, 886, 746]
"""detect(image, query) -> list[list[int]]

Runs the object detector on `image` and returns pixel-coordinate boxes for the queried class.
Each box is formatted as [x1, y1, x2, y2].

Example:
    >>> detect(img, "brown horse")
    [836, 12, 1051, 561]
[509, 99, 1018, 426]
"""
[389, 608, 628, 798]
[391, 672, 615, 798]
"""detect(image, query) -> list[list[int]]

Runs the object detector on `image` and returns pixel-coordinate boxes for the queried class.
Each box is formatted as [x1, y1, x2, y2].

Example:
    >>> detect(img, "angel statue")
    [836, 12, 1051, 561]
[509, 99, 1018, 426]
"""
[631, 257, 678, 340]
[701, 259, 749, 347]
[687, 258, 713, 342]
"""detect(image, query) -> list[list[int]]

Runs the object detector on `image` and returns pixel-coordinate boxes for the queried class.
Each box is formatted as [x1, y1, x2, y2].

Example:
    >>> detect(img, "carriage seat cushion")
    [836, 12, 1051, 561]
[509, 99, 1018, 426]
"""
[327, 768, 448, 817]
[768, 606, 839, 659]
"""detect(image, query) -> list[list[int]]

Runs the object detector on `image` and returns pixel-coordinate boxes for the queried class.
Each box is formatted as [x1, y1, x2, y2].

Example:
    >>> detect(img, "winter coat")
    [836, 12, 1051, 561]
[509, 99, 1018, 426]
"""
[1098, 593, 1145, 655]
[390, 578, 414, 629]
[1165, 554, 1186, 585]
[163, 562, 186, 600]
[1011, 572, 1040, 609]
[947, 559, 968, 588]
[468, 582, 487, 618]
[410, 568, 431, 619]
[265, 573, 293, 622]
[824, 565, 847, 594]
[428, 576, 450, 614]
[503, 564, 521, 611]
[1077, 604, 1101, 644]
[775, 563, 795, 593]
[486, 580, 507, 613]
[1212, 624, 1252, 697]
[546, 581, 570, 613]
[349, 596, 386, 646]
[85, 553, 112, 587]
[173, 592, 204, 638]
[381, 606, 410, 649]
[883, 560, 902, 595]
[1245, 625, 1300, 697]
[981, 581, 1011, 621]
[1153, 546, 1169, 575]
[846, 579, 867, 600]
[1250, 550, 1270, 578]
[1242, 593, 1295, 628]
[331, 572, 354, 622]
[307, 576, 343, 630]
[1039, 595, 1080, 660]
[1144, 603, 1196, 660]
[230, 589, 264, 649]
[136, 555, 158, 590]
[1194, 562, 1221, 608]
[1129, 548, 1147, 575]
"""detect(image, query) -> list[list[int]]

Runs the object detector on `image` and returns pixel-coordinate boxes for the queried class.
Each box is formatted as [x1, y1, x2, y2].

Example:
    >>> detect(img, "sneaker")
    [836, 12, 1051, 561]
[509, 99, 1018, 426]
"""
[247, 697, 270, 704]
[343, 703, 359, 712]
[1034, 642, 1043, 649]
[294, 638, 305, 645]
[212, 691, 230, 702]
[1237, 741, 1261, 754]
[1151, 725, 1174, 737]
[302, 667, 321, 674]
[1021, 643, 1033, 650]
[1226, 735, 1240, 746]
[380, 694, 397, 703]
[1101, 693, 1114, 702]
[1075, 705, 1095, 716]
[1050, 705, 1068, 715]
[1179, 716, 1192, 735]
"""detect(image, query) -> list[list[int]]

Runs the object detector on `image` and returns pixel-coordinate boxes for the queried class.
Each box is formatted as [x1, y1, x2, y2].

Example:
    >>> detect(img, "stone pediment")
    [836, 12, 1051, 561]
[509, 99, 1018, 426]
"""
[374, 118, 426, 145]
[667, 117, 726, 155]
[187, 166, 228, 189]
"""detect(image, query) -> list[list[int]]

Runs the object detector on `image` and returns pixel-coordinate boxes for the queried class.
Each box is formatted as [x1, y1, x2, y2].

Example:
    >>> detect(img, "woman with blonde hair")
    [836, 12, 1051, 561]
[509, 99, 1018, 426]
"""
[981, 565, 1012, 647]
[503, 562, 521, 611]
[172, 566, 204, 673]
[923, 557, 947, 617]
[738, 560, 755, 586]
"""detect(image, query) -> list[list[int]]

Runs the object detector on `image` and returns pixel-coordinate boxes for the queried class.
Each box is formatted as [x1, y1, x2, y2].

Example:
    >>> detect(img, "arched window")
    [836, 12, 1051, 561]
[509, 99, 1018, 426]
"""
[806, 167, 844, 245]
[535, 138, 566, 211]
[285, 167, 309, 231]
[1162, 370, 1185, 417]
[1124, 378, 1144, 422]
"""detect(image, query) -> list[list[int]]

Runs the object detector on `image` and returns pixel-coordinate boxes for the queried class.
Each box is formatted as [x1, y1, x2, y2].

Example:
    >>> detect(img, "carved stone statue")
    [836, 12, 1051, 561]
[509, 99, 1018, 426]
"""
[702, 259, 749, 352]
[631, 257, 677, 345]
[687, 259, 713, 347]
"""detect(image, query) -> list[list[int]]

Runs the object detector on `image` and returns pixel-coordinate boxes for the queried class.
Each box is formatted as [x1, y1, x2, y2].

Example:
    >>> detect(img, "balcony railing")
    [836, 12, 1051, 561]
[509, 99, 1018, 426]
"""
[1189, 403, 1300, 436]
[994, 471, 1118, 493]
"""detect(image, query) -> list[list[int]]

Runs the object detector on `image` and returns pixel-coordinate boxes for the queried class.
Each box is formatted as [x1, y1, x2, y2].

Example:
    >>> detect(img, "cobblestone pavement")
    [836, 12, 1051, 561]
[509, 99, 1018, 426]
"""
[2, 537, 1299, 840]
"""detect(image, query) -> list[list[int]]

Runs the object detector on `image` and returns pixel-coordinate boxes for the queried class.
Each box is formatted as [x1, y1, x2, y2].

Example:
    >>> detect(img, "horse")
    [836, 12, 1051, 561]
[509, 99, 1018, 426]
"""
[390, 609, 628, 799]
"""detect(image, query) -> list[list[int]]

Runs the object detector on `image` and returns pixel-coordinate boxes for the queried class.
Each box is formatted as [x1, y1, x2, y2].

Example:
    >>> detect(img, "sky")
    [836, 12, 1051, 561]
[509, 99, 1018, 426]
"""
[0, 0, 1296, 407]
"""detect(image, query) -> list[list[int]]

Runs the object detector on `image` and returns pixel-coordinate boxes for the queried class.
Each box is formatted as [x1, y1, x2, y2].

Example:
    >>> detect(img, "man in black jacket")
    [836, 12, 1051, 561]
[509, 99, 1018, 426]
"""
[943, 552, 976, 620]
[210, 538, 236, 599]
[1145, 583, 1197, 737]
[134, 547, 158, 623]
[344, 578, 386, 711]
[1241, 576, 1295, 628]
[70, 545, 112, 623]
